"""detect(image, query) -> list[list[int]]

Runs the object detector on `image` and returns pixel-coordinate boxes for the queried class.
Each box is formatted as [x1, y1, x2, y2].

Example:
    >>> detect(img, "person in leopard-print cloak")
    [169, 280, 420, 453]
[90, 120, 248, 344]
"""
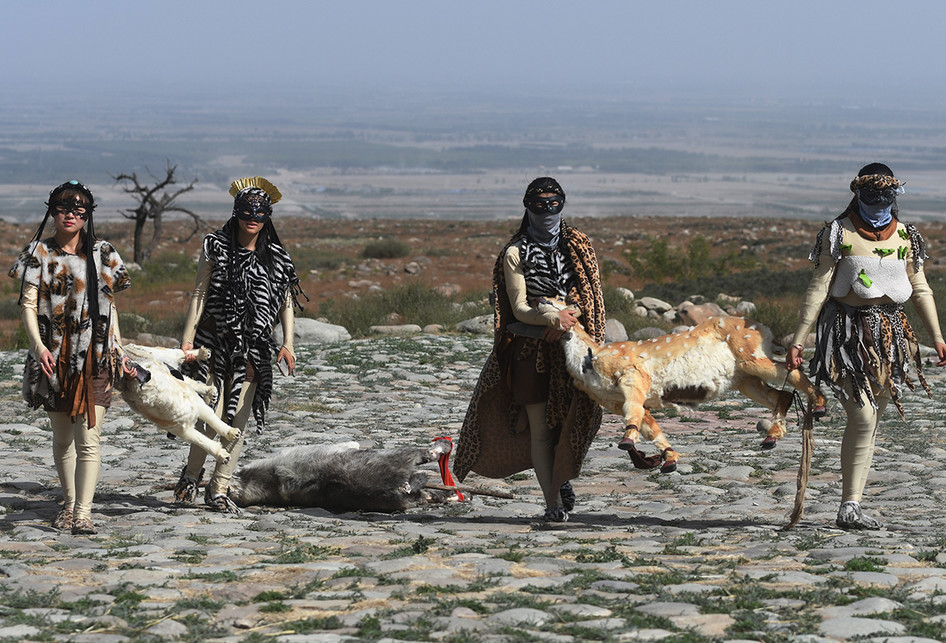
[9, 180, 135, 536]
[454, 177, 605, 522]
[787, 163, 946, 530]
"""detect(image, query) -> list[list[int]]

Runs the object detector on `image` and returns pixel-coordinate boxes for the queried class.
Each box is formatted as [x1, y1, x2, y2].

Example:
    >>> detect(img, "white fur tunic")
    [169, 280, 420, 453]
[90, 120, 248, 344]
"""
[9, 238, 130, 409]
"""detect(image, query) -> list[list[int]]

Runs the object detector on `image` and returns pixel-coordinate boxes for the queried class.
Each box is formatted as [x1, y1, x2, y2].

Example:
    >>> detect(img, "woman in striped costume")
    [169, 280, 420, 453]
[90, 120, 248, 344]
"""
[174, 177, 302, 512]
[787, 163, 946, 529]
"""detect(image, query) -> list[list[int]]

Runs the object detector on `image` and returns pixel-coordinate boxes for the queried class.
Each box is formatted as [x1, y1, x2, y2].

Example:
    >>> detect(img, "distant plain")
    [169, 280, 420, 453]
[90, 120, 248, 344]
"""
[2, 89, 946, 223]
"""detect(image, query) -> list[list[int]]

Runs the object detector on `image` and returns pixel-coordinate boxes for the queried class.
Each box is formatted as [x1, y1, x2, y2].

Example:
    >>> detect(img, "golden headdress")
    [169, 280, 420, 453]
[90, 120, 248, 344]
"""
[229, 176, 282, 204]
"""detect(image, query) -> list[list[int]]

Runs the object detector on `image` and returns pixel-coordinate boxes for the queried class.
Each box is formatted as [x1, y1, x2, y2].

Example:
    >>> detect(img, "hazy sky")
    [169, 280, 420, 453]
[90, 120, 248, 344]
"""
[7, 0, 946, 105]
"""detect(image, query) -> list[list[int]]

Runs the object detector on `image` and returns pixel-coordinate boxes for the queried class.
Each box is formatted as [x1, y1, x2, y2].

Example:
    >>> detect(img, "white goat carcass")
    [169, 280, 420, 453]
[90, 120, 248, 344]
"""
[228, 440, 458, 512]
[115, 344, 239, 463]
[533, 298, 826, 473]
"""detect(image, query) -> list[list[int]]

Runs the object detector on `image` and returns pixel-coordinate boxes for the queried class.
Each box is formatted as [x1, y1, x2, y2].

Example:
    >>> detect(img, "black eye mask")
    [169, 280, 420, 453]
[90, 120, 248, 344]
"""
[525, 195, 565, 215]
[232, 187, 273, 221]
[857, 187, 898, 207]
[235, 207, 271, 223]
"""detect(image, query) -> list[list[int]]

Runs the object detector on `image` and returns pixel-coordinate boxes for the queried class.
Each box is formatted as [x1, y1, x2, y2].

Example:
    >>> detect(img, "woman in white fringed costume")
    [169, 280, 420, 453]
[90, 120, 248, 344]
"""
[787, 163, 946, 530]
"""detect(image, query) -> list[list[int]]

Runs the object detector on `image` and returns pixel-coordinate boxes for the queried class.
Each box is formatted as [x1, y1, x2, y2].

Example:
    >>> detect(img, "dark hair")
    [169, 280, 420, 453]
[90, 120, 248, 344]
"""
[858, 162, 894, 177]
[523, 176, 565, 204]
[226, 217, 286, 277]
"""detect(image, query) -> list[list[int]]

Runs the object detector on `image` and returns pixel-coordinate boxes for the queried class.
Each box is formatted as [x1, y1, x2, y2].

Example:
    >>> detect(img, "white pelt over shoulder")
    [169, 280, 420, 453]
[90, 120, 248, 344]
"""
[229, 441, 456, 513]
[116, 344, 240, 463]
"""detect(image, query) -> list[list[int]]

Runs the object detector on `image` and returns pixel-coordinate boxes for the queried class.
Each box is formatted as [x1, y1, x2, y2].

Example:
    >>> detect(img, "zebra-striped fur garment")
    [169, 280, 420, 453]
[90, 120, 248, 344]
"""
[190, 221, 300, 433]
[516, 238, 576, 300]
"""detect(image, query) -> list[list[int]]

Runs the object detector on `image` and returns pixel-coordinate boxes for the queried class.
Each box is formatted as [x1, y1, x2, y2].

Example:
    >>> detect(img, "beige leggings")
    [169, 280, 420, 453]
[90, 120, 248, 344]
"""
[183, 381, 256, 498]
[839, 380, 890, 504]
[525, 402, 562, 510]
[50, 406, 106, 521]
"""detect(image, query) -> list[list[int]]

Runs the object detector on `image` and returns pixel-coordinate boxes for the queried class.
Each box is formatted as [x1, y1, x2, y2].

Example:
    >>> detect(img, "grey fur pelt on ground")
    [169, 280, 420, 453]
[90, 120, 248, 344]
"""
[228, 440, 456, 513]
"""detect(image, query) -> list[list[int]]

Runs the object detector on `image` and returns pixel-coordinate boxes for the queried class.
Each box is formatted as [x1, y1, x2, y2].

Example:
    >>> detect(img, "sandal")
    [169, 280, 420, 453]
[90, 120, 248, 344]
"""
[543, 506, 569, 523]
[205, 490, 241, 514]
[174, 467, 204, 504]
[836, 501, 884, 530]
[71, 517, 97, 535]
[52, 508, 74, 530]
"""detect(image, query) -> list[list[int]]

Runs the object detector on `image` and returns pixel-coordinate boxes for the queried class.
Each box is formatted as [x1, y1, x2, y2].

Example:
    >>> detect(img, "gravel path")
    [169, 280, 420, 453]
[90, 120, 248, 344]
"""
[1, 335, 946, 642]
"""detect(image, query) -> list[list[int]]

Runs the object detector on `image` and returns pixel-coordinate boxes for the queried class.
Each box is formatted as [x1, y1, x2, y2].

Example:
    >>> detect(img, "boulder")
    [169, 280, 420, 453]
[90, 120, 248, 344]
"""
[274, 317, 351, 346]
[134, 333, 179, 348]
[678, 302, 727, 326]
[604, 318, 628, 343]
[458, 314, 494, 335]
[735, 301, 757, 316]
[434, 283, 462, 297]
[614, 287, 635, 303]
[369, 324, 422, 336]
[630, 327, 667, 340]
[637, 296, 674, 314]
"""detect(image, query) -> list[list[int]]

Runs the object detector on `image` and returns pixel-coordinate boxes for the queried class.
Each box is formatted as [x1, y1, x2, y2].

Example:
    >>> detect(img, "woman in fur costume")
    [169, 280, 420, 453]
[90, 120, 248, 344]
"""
[174, 177, 303, 513]
[10, 180, 134, 535]
[454, 177, 605, 522]
[787, 163, 946, 530]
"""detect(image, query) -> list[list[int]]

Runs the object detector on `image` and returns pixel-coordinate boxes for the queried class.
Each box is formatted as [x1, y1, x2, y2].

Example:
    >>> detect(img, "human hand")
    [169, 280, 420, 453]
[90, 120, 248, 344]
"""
[181, 342, 196, 362]
[276, 346, 296, 376]
[558, 308, 578, 332]
[39, 349, 55, 378]
[786, 345, 804, 372]
[935, 342, 946, 367]
[121, 356, 137, 379]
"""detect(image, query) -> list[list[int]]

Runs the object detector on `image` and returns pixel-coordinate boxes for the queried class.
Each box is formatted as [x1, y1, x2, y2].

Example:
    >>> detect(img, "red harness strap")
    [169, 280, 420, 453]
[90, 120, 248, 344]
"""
[433, 436, 465, 501]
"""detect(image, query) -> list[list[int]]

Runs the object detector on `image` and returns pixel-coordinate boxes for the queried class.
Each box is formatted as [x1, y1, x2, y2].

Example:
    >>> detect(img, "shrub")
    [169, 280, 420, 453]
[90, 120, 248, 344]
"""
[625, 235, 759, 284]
[132, 252, 198, 291]
[0, 296, 21, 320]
[290, 246, 348, 271]
[319, 282, 488, 337]
[636, 267, 812, 305]
[750, 297, 804, 342]
[362, 238, 411, 259]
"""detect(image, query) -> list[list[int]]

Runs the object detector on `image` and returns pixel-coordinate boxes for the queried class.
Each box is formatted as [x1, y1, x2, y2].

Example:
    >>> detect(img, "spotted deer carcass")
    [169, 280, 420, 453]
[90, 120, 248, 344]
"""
[115, 344, 240, 463]
[535, 299, 826, 473]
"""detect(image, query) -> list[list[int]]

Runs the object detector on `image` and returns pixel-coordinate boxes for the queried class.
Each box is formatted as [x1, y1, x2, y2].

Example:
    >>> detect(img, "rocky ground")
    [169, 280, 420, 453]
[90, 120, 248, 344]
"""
[2, 334, 946, 642]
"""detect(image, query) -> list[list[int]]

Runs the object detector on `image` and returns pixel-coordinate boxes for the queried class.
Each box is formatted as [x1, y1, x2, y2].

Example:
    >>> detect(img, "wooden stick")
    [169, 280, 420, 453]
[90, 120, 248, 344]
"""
[783, 402, 814, 529]
[425, 482, 514, 499]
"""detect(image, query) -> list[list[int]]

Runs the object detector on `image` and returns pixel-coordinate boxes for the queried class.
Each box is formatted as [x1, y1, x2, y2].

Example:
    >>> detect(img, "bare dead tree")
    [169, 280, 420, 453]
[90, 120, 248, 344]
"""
[113, 162, 202, 264]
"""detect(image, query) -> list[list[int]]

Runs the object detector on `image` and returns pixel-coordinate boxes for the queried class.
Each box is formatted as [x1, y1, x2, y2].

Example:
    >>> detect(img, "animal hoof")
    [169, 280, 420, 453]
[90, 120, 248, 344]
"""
[812, 404, 827, 419]
[617, 438, 635, 451]
[761, 436, 778, 450]
[660, 461, 677, 474]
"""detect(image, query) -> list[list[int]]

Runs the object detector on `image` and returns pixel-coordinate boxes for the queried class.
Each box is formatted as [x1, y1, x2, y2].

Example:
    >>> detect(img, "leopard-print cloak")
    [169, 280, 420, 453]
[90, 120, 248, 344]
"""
[9, 238, 130, 410]
[454, 223, 605, 487]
